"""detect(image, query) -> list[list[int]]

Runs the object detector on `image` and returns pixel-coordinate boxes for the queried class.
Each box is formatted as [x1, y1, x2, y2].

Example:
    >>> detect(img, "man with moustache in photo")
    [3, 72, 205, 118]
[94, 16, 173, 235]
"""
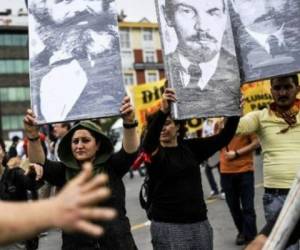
[29, 0, 124, 123]
[162, 0, 240, 119]
[230, 0, 300, 82]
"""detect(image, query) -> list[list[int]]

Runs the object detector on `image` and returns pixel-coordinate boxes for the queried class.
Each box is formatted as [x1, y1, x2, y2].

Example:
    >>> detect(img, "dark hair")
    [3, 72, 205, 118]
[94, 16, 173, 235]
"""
[174, 119, 187, 141]
[0, 138, 6, 153]
[143, 113, 187, 142]
[0, 137, 7, 166]
[86, 129, 101, 145]
[61, 123, 71, 131]
[12, 136, 20, 143]
[270, 74, 299, 86]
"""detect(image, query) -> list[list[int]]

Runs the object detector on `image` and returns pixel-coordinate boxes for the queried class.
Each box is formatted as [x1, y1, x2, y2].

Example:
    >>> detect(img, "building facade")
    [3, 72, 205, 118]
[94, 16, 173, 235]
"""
[119, 19, 165, 85]
[0, 12, 165, 139]
[0, 24, 29, 139]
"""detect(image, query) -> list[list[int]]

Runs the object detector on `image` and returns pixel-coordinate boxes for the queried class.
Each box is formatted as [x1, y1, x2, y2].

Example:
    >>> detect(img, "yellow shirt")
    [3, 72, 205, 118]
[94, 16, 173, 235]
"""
[237, 108, 300, 189]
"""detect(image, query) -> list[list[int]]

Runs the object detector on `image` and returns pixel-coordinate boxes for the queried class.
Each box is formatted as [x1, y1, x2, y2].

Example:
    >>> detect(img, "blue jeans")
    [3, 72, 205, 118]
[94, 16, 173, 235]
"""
[263, 192, 300, 250]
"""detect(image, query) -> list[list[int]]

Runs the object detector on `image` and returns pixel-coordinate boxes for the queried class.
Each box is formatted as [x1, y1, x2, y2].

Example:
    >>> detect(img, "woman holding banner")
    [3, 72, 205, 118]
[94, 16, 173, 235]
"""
[23, 96, 139, 250]
[139, 88, 240, 249]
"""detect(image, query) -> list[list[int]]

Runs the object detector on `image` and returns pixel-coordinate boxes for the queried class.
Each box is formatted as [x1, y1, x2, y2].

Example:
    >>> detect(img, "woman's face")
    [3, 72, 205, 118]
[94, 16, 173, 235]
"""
[71, 129, 100, 163]
[160, 117, 179, 144]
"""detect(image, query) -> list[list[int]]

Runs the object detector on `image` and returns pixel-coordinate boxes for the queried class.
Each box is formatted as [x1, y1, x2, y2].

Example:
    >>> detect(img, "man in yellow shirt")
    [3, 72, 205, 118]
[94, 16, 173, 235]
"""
[237, 74, 300, 250]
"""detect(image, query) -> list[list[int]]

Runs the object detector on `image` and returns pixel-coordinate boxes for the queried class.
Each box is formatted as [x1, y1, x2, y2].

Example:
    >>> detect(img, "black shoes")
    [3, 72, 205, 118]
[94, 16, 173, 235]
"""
[235, 233, 246, 245]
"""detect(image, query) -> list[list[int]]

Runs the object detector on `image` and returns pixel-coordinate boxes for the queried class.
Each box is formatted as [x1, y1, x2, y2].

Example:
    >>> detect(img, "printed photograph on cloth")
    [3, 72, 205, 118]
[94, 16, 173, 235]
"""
[155, 0, 241, 119]
[228, 0, 300, 83]
[28, 0, 125, 123]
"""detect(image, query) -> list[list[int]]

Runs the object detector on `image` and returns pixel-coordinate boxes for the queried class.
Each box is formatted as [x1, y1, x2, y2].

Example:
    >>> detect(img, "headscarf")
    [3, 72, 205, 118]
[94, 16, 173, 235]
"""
[58, 120, 113, 180]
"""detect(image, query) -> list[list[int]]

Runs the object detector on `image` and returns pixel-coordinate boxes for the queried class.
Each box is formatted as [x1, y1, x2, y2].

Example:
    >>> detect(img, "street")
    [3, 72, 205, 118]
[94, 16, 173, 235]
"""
[38, 154, 265, 250]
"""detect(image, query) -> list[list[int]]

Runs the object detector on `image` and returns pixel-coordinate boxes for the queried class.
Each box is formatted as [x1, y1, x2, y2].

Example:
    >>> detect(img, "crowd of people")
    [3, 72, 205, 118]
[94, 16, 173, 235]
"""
[1, 0, 298, 249]
[0, 74, 299, 250]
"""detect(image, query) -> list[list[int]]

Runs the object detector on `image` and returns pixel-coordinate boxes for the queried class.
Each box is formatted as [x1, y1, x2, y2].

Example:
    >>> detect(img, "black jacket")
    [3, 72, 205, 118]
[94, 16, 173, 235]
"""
[142, 111, 240, 223]
[0, 167, 37, 201]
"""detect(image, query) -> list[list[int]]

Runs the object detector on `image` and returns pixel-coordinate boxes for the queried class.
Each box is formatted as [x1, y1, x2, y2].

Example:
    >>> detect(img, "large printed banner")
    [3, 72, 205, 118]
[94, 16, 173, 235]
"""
[155, 0, 240, 120]
[228, 0, 300, 83]
[28, 0, 125, 124]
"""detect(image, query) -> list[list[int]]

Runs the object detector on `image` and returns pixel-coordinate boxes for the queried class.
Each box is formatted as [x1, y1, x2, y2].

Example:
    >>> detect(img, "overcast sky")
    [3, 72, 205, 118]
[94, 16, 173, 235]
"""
[1, 0, 158, 22]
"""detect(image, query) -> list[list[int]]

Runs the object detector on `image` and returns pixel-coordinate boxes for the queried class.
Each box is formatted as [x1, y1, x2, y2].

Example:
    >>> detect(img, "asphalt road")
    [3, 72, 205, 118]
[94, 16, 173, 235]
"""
[37, 154, 265, 250]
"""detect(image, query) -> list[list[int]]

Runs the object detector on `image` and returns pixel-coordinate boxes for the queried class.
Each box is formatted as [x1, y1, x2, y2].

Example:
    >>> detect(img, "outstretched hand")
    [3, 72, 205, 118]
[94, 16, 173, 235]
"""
[160, 88, 177, 114]
[50, 162, 116, 236]
[120, 96, 135, 124]
[23, 109, 40, 139]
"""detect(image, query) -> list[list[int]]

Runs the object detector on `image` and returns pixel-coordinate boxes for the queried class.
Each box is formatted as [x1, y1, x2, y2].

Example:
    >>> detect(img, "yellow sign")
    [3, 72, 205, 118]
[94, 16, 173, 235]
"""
[185, 118, 203, 133]
[241, 80, 273, 114]
[128, 80, 165, 133]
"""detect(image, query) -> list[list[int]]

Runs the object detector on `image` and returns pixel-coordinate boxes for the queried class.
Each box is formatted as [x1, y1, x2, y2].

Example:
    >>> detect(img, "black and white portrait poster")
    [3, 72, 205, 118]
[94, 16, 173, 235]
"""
[155, 0, 241, 120]
[228, 0, 300, 83]
[28, 0, 125, 124]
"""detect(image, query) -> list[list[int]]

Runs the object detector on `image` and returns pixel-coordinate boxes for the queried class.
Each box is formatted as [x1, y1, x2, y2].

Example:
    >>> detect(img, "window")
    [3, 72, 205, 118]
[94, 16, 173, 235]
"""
[0, 34, 28, 46]
[121, 50, 133, 69]
[0, 87, 30, 102]
[120, 29, 131, 49]
[0, 60, 29, 74]
[146, 71, 158, 83]
[143, 29, 153, 41]
[2, 115, 24, 130]
[144, 51, 156, 63]
[123, 73, 135, 85]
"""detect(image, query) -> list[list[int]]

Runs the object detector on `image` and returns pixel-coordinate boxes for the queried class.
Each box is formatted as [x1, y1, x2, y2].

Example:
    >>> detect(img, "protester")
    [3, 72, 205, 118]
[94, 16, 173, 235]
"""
[7, 136, 20, 160]
[0, 162, 115, 246]
[139, 88, 239, 249]
[220, 133, 259, 245]
[0, 136, 40, 250]
[39, 123, 71, 206]
[237, 74, 300, 249]
[52, 123, 71, 161]
[24, 96, 139, 250]
[201, 119, 224, 199]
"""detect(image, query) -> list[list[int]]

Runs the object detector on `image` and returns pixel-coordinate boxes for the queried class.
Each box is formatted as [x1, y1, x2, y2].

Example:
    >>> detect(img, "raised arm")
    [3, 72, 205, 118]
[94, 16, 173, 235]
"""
[187, 116, 240, 162]
[23, 109, 46, 164]
[120, 96, 140, 154]
[0, 164, 115, 246]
